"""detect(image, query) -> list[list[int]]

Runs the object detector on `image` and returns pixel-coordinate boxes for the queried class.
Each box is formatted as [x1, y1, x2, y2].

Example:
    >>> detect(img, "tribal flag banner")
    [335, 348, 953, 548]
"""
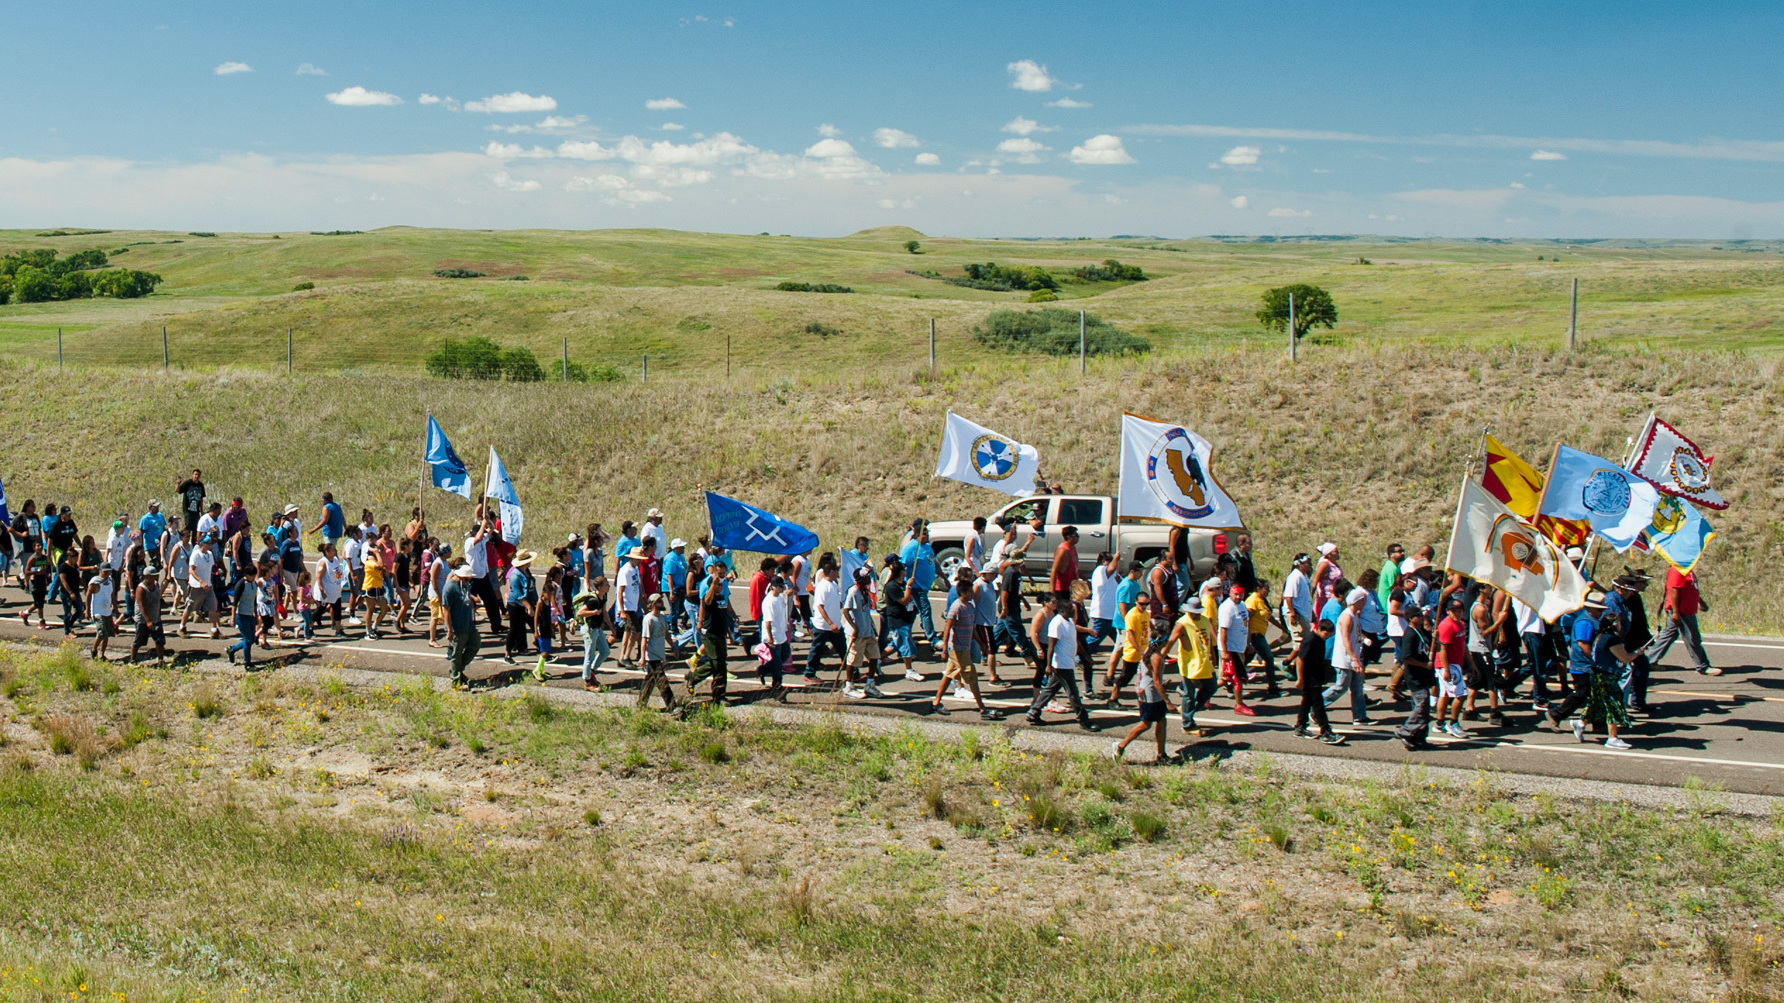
[425, 415, 472, 499]
[1628, 415, 1727, 510]
[1643, 493, 1715, 573]
[935, 411, 1040, 497]
[0, 473, 10, 526]
[1117, 413, 1244, 528]
[485, 446, 524, 545]
[705, 492, 819, 556]
[1446, 477, 1588, 623]
[1479, 434, 1591, 549]
[1537, 444, 1660, 553]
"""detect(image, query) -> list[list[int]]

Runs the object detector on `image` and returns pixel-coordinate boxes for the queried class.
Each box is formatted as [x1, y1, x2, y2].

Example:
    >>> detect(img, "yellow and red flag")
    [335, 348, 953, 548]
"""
[1480, 434, 1591, 550]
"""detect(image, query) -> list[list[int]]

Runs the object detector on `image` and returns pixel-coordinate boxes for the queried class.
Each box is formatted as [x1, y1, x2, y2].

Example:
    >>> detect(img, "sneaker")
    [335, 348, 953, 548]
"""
[1077, 717, 1101, 733]
[1532, 701, 1550, 713]
[1232, 704, 1257, 717]
[1291, 727, 1311, 739]
[1109, 740, 1125, 760]
[864, 681, 885, 699]
[1697, 667, 1723, 676]
[1446, 723, 1472, 740]
[1401, 737, 1426, 751]
[1104, 696, 1125, 710]
[347, 616, 363, 626]
[1488, 713, 1508, 729]
[903, 669, 925, 682]
[226, 647, 237, 665]
[1316, 731, 1347, 746]
[1352, 718, 1375, 727]
[502, 654, 516, 665]
[952, 685, 971, 700]
[1570, 718, 1586, 743]
[980, 708, 1006, 721]
[1604, 736, 1633, 751]
[1462, 708, 1480, 722]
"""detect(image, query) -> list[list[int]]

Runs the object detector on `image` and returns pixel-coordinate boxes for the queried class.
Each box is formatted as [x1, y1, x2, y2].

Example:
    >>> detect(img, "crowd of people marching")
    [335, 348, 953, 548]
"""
[1, 469, 1719, 762]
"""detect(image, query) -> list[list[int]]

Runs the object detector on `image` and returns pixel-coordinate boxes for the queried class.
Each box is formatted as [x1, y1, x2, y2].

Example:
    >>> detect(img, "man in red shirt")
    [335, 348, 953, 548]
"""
[1645, 567, 1717, 675]
[747, 556, 776, 648]
[1050, 525, 1081, 597]
[1433, 597, 1473, 740]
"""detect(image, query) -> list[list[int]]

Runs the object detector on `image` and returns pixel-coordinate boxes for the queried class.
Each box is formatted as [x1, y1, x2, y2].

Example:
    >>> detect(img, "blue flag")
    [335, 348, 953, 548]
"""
[1538, 445, 1661, 552]
[0, 473, 10, 526]
[1642, 494, 1714, 573]
[705, 491, 818, 556]
[425, 415, 471, 499]
[485, 446, 523, 545]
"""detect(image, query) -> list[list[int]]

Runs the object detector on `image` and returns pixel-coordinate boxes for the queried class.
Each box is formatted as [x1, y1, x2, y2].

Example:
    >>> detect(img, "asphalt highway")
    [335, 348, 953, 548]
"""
[5, 583, 1781, 795]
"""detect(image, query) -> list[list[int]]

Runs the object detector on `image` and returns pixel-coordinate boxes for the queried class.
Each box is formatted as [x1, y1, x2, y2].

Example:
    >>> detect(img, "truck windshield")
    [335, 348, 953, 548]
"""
[1056, 498, 1104, 526]
[1000, 499, 1046, 525]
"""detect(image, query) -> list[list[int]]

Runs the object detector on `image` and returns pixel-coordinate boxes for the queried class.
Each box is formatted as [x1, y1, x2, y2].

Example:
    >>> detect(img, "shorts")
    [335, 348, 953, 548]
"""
[538, 635, 553, 655]
[1437, 664, 1469, 699]
[847, 636, 878, 667]
[429, 598, 445, 619]
[945, 648, 979, 689]
[348, 568, 364, 594]
[364, 593, 389, 612]
[187, 585, 218, 615]
[133, 621, 165, 647]
[1464, 651, 1491, 692]
[623, 611, 642, 632]
[885, 624, 914, 660]
[259, 614, 276, 632]
[1138, 698, 1167, 724]
[94, 617, 116, 640]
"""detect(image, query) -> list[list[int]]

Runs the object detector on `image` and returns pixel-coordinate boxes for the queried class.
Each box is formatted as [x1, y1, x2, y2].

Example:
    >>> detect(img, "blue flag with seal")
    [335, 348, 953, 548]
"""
[1537, 444, 1660, 553]
[425, 415, 471, 499]
[1642, 494, 1714, 573]
[705, 491, 819, 556]
[485, 446, 523, 545]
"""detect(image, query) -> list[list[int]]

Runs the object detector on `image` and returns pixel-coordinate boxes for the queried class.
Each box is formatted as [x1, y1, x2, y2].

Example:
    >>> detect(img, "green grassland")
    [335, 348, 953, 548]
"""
[0, 645, 1779, 1002]
[3, 226, 1783, 376]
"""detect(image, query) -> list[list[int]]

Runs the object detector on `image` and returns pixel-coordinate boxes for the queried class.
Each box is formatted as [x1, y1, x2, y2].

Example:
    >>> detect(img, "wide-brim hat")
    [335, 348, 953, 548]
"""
[284, 504, 300, 515]
[647, 508, 664, 519]
[512, 550, 537, 568]
[1401, 556, 1432, 572]
[450, 564, 479, 579]
[1613, 569, 1653, 591]
[1581, 590, 1608, 609]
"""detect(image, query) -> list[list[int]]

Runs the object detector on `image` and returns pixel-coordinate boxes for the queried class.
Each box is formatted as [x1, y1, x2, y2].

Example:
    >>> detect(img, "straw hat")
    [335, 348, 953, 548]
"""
[512, 550, 537, 568]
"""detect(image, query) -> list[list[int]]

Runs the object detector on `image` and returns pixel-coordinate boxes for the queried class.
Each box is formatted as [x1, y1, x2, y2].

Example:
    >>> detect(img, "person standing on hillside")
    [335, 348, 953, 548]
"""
[175, 470, 206, 536]
[1646, 566, 1716, 676]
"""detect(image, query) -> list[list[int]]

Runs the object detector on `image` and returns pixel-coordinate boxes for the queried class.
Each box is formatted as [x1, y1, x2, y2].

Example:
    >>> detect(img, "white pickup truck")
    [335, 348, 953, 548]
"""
[924, 494, 1240, 584]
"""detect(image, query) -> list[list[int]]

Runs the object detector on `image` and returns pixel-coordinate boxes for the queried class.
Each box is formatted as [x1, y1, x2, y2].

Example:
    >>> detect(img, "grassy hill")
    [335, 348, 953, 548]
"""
[3, 226, 1782, 377]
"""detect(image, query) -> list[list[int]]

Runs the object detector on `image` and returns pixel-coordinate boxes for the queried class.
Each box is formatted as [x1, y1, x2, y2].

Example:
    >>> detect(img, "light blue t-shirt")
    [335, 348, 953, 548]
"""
[899, 539, 936, 591]
[138, 511, 168, 549]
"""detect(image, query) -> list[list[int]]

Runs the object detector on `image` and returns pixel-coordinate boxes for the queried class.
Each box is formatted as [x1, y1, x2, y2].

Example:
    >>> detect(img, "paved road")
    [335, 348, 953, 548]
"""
[6, 584, 1782, 795]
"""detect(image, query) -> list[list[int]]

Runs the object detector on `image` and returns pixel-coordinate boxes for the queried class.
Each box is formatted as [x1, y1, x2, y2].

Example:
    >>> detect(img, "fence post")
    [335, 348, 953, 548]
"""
[642, 353, 648, 384]
[287, 328, 293, 375]
[1079, 310, 1086, 374]
[1287, 293, 1297, 363]
[57, 328, 63, 370]
[562, 337, 569, 382]
[928, 318, 936, 370]
[162, 326, 169, 369]
[726, 334, 731, 379]
[1567, 278, 1579, 350]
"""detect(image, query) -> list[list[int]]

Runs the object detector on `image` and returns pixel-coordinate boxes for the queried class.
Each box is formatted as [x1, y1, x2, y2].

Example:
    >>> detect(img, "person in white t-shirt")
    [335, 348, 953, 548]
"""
[758, 575, 792, 699]
[1023, 592, 1097, 730]
[616, 554, 643, 666]
[178, 537, 222, 639]
[1324, 587, 1373, 725]
[1216, 584, 1258, 716]
[86, 567, 117, 660]
[640, 509, 668, 564]
[790, 551, 813, 639]
[803, 556, 846, 678]
[963, 517, 986, 574]
[1280, 553, 1315, 646]
[426, 543, 452, 647]
[314, 544, 347, 636]
[1087, 551, 1121, 658]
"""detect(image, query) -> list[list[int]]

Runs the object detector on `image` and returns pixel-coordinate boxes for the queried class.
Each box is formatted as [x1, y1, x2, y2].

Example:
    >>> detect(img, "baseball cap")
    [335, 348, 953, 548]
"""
[1316, 542, 1336, 557]
[647, 507, 663, 519]
[670, 538, 686, 549]
[1346, 587, 1368, 606]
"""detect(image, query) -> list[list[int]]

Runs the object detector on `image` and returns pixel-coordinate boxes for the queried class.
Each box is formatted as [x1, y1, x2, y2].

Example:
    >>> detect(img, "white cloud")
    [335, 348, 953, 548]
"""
[1267, 207, 1311, 218]
[996, 137, 1048, 163]
[536, 115, 585, 129]
[1002, 116, 1055, 136]
[645, 97, 685, 110]
[914, 152, 941, 166]
[1068, 134, 1134, 165]
[214, 61, 252, 76]
[1007, 59, 1058, 92]
[804, 138, 857, 158]
[1129, 122, 1784, 163]
[1530, 149, 1568, 161]
[326, 87, 403, 107]
[1219, 145, 1261, 166]
[566, 174, 628, 191]
[418, 93, 442, 105]
[491, 171, 540, 192]
[816, 123, 842, 138]
[1230, 195, 1249, 209]
[483, 142, 555, 160]
[1510, 181, 1526, 189]
[660, 122, 685, 131]
[873, 128, 921, 149]
[1046, 97, 1091, 108]
[295, 63, 326, 76]
[465, 92, 557, 114]
[630, 165, 712, 187]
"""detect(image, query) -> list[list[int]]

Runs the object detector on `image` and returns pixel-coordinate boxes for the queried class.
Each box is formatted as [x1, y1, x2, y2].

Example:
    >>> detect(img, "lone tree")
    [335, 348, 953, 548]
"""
[903, 239, 921, 254]
[1257, 284, 1337, 340]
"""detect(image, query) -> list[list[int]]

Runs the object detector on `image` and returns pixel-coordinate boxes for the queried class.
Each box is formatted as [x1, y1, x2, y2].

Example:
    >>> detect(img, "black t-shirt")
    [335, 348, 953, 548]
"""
[49, 518, 77, 554]
[881, 577, 916, 627]
[280, 538, 305, 574]
[1398, 626, 1436, 687]
[1295, 629, 1331, 686]
[999, 565, 1022, 618]
[178, 479, 206, 516]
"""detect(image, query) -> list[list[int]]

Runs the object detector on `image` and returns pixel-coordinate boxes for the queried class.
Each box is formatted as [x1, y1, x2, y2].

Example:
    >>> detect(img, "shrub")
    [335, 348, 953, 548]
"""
[1026, 289, 1057, 303]
[961, 262, 1058, 291]
[972, 308, 1151, 357]
[192, 689, 224, 719]
[564, 361, 624, 383]
[292, 281, 315, 291]
[426, 337, 503, 379]
[699, 741, 730, 764]
[803, 322, 842, 337]
[903, 240, 921, 253]
[1130, 811, 1167, 842]
[775, 281, 852, 293]
[1072, 259, 1147, 282]
[90, 269, 162, 299]
[432, 268, 486, 279]
[188, 231, 217, 238]
[498, 346, 545, 382]
[310, 230, 363, 236]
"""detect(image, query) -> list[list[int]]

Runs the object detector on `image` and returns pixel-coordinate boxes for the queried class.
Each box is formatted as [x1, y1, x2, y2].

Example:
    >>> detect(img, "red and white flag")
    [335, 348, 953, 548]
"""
[1627, 415, 1726, 511]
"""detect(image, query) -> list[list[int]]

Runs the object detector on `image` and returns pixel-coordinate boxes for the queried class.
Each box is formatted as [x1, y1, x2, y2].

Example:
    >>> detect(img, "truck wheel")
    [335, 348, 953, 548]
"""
[934, 547, 968, 582]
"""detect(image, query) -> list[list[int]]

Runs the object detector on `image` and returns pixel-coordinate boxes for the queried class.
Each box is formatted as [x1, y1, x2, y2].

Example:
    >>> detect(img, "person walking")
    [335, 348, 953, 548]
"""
[1292, 617, 1346, 744]
[758, 575, 792, 700]
[879, 557, 923, 682]
[899, 524, 940, 649]
[573, 577, 613, 690]
[691, 561, 733, 705]
[461, 515, 503, 634]
[1323, 587, 1373, 725]
[444, 563, 481, 690]
[637, 594, 677, 710]
[840, 567, 885, 699]
[1110, 612, 1177, 765]
[1393, 607, 1436, 750]
[128, 566, 168, 665]
[1645, 566, 1716, 675]
[1216, 584, 1258, 716]
[225, 564, 261, 669]
[1023, 592, 1090, 729]
[1433, 598, 1472, 739]
[616, 551, 644, 666]
[85, 567, 117, 660]
[804, 554, 846, 681]
[503, 551, 537, 665]
[532, 565, 562, 682]
[175, 469, 206, 535]
[1280, 552, 1314, 648]
[179, 535, 223, 639]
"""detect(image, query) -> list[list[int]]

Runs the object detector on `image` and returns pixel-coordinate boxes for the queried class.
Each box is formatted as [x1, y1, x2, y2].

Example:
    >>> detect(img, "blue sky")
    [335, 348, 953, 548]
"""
[3, 1, 1781, 237]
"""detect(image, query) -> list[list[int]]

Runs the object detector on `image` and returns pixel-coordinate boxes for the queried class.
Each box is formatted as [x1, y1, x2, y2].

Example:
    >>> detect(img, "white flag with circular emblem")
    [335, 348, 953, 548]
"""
[1117, 412, 1244, 528]
[935, 412, 1040, 497]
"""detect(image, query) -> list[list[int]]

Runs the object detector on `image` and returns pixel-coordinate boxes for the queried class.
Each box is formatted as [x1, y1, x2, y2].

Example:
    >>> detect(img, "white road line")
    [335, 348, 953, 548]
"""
[1701, 641, 1784, 651]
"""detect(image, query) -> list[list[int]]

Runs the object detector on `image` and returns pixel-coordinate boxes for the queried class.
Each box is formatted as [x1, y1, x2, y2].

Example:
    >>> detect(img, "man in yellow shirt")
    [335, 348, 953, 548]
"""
[1244, 577, 1287, 698]
[1107, 593, 1152, 708]
[360, 557, 389, 641]
[1165, 595, 1217, 737]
